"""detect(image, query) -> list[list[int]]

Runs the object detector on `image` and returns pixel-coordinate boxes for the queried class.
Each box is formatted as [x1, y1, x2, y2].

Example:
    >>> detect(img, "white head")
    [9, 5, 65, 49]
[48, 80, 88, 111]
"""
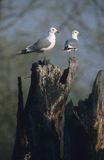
[49, 27, 59, 34]
[72, 30, 79, 40]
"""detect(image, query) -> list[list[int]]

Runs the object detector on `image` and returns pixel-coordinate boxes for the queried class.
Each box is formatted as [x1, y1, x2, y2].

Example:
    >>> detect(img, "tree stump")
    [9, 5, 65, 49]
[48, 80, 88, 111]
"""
[64, 70, 104, 160]
[12, 57, 78, 160]
[12, 58, 104, 160]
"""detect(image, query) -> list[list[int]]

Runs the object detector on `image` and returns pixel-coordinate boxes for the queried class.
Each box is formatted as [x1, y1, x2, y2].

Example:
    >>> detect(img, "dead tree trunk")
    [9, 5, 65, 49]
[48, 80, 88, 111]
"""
[91, 70, 104, 159]
[64, 70, 104, 160]
[12, 58, 104, 160]
[12, 57, 78, 160]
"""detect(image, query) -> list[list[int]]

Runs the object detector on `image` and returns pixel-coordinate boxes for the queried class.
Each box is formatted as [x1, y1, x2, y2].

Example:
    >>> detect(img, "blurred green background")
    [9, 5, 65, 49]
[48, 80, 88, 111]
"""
[0, 0, 104, 159]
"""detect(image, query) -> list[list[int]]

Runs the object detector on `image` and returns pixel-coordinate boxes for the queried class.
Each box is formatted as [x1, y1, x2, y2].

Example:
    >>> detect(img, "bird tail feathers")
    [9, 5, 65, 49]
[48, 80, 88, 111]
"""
[16, 49, 28, 55]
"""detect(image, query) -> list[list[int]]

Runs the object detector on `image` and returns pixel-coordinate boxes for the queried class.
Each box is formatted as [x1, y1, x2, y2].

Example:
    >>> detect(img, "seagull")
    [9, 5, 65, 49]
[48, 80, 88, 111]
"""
[64, 30, 79, 53]
[17, 27, 59, 55]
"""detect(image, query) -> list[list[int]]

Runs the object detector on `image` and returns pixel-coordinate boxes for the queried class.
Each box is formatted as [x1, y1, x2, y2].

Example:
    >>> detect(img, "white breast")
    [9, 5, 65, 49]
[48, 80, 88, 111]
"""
[42, 34, 56, 51]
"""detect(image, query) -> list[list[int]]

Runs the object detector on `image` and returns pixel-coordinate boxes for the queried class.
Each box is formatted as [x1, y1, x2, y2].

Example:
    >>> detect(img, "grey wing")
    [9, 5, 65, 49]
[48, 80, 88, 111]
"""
[27, 37, 51, 52]
[64, 39, 77, 50]
[68, 39, 77, 48]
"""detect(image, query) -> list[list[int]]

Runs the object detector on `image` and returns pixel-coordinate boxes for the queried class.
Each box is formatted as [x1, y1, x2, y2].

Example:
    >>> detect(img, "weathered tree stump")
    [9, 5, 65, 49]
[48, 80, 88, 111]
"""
[12, 58, 104, 160]
[12, 57, 78, 160]
[92, 70, 104, 159]
[64, 70, 104, 160]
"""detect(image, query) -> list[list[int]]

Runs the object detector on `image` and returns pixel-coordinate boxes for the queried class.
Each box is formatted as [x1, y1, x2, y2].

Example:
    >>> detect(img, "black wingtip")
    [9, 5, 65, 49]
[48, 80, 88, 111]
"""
[16, 49, 27, 55]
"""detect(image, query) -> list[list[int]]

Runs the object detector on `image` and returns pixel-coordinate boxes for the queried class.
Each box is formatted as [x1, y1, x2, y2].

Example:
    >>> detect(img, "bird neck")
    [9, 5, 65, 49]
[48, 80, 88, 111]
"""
[72, 34, 78, 40]
[48, 32, 56, 41]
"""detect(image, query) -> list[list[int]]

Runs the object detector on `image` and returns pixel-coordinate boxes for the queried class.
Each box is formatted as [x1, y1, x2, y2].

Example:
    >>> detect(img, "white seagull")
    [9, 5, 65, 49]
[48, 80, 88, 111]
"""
[64, 30, 79, 53]
[18, 27, 59, 55]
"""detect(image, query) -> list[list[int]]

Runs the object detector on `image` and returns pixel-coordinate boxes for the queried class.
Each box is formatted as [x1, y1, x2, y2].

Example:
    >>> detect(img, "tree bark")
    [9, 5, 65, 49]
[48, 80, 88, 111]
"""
[12, 57, 78, 160]
[12, 59, 104, 160]
[64, 70, 104, 160]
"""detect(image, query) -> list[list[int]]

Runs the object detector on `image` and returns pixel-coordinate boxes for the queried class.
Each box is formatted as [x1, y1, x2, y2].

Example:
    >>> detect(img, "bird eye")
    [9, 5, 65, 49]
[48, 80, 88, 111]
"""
[50, 27, 57, 32]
